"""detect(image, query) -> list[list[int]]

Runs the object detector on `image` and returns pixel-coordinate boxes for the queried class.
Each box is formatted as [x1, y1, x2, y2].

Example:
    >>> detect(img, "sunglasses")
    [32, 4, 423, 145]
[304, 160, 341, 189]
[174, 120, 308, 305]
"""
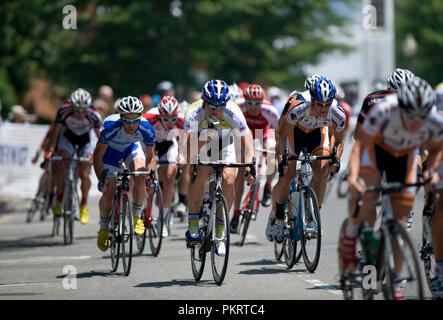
[73, 107, 88, 113]
[313, 100, 332, 107]
[403, 111, 426, 123]
[246, 100, 262, 106]
[162, 117, 178, 122]
[121, 116, 141, 124]
[206, 103, 226, 110]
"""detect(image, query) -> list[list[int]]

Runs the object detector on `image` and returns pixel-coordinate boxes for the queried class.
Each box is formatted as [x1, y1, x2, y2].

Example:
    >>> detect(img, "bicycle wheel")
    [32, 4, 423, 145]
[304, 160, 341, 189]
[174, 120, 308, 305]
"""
[283, 211, 302, 269]
[211, 195, 230, 285]
[300, 187, 321, 273]
[26, 199, 38, 223]
[121, 194, 133, 276]
[109, 198, 120, 273]
[421, 234, 435, 292]
[384, 220, 424, 300]
[190, 227, 207, 281]
[63, 184, 74, 245]
[239, 184, 257, 246]
[337, 169, 349, 198]
[148, 185, 164, 257]
[51, 214, 60, 237]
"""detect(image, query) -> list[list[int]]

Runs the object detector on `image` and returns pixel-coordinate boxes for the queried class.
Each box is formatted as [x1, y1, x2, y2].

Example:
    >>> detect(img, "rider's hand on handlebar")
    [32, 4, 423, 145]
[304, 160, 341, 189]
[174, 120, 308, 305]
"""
[347, 177, 366, 202]
[423, 169, 439, 187]
[244, 169, 256, 186]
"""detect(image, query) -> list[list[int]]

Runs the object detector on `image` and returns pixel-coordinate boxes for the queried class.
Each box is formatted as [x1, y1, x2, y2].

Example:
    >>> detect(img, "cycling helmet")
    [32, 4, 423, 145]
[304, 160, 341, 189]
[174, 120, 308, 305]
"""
[70, 88, 91, 108]
[387, 68, 414, 92]
[309, 76, 336, 102]
[336, 85, 345, 100]
[244, 84, 265, 101]
[117, 96, 144, 114]
[304, 74, 321, 91]
[157, 80, 174, 92]
[158, 96, 179, 116]
[229, 83, 245, 105]
[397, 77, 435, 119]
[202, 80, 231, 106]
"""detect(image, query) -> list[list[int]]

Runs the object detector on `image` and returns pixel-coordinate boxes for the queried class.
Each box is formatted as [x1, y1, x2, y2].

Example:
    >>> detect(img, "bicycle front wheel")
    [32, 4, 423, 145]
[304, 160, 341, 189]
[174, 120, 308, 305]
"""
[121, 194, 133, 276]
[300, 187, 321, 273]
[384, 220, 424, 300]
[109, 198, 120, 273]
[148, 185, 164, 257]
[211, 195, 230, 285]
[191, 227, 207, 281]
[239, 184, 257, 246]
[63, 184, 74, 245]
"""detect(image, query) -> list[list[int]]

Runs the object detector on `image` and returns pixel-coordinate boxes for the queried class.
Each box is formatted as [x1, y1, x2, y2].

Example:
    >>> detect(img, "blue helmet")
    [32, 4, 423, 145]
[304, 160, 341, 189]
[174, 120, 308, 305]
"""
[309, 76, 336, 102]
[202, 80, 231, 106]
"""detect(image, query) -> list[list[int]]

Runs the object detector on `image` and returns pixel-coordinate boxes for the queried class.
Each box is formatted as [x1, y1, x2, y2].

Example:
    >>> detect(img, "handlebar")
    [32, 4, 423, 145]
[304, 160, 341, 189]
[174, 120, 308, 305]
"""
[192, 155, 256, 183]
[278, 147, 338, 177]
[50, 155, 90, 162]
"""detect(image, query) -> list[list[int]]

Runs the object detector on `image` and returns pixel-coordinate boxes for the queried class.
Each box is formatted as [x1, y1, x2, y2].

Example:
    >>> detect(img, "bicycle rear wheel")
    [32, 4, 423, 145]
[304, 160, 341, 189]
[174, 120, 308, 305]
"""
[211, 195, 230, 285]
[109, 198, 120, 273]
[384, 220, 424, 300]
[300, 187, 321, 273]
[121, 194, 133, 276]
[148, 185, 164, 257]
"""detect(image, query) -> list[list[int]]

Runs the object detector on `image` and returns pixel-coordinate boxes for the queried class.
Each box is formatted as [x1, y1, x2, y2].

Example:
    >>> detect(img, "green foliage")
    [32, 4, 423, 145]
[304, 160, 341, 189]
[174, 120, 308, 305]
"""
[0, 0, 356, 114]
[395, 0, 443, 86]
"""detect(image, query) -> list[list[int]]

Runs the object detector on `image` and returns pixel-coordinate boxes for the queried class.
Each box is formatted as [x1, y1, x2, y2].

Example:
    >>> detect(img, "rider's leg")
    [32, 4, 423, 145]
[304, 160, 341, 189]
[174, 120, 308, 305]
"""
[187, 165, 211, 239]
[158, 164, 178, 211]
[78, 161, 91, 224]
[54, 149, 71, 215]
[310, 158, 329, 208]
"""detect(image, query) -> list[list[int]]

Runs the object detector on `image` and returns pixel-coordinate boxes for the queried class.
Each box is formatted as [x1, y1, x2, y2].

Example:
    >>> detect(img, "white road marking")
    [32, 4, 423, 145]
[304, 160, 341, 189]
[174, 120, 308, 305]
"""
[0, 255, 92, 265]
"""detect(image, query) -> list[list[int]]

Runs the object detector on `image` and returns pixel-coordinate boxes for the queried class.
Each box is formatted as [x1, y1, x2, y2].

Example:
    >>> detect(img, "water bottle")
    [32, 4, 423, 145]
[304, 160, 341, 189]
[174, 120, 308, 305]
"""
[361, 227, 380, 264]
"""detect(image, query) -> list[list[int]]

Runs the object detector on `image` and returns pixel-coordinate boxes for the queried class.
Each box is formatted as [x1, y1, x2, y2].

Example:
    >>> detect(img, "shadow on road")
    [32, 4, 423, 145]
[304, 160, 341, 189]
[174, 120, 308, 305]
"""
[56, 270, 121, 279]
[0, 234, 65, 250]
[135, 279, 214, 288]
[237, 258, 307, 275]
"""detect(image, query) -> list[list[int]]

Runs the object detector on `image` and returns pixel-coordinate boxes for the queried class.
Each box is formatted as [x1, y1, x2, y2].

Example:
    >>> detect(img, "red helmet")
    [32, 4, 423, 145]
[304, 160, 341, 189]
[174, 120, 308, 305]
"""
[158, 96, 179, 117]
[244, 84, 265, 101]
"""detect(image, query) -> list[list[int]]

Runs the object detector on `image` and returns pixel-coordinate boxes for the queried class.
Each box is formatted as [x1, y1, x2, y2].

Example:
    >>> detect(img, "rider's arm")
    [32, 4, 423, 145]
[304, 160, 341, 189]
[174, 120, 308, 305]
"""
[424, 139, 443, 178]
[48, 123, 62, 153]
[93, 141, 108, 180]
[145, 144, 156, 172]
[277, 120, 292, 162]
[331, 123, 345, 160]
[348, 130, 371, 183]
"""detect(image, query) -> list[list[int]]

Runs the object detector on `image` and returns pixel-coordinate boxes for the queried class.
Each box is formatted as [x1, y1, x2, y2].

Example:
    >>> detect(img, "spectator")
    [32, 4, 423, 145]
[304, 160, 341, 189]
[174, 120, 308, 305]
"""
[139, 94, 152, 113]
[93, 85, 114, 119]
[7, 105, 28, 123]
[267, 86, 284, 115]
[157, 81, 175, 97]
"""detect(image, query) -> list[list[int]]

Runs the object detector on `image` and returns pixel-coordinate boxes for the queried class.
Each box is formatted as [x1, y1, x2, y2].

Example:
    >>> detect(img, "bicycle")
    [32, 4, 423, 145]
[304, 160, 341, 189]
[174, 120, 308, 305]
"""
[136, 170, 164, 257]
[27, 169, 50, 223]
[419, 187, 439, 295]
[338, 181, 426, 300]
[107, 160, 153, 276]
[237, 147, 271, 246]
[51, 147, 89, 245]
[278, 148, 337, 272]
[187, 155, 256, 285]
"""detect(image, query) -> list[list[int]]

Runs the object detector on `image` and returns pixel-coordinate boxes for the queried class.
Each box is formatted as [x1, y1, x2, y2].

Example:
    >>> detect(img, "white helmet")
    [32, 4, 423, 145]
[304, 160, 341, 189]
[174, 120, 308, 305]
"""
[70, 88, 91, 108]
[398, 77, 435, 119]
[304, 74, 321, 91]
[158, 96, 179, 117]
[387, 68, 414, 92]
[117, 96, 144, 114]
[229, 83, 245, 105]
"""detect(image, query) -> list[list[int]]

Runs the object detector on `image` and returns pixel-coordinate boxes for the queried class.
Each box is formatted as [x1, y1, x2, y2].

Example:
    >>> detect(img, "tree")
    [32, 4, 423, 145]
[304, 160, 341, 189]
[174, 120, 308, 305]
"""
[395, 0, 443, 86]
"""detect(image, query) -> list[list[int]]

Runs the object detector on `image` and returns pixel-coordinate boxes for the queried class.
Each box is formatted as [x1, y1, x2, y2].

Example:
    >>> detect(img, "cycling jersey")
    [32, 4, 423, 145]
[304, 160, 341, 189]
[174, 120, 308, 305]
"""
[282, 90, 310, 116]
[283, 96, 346, 133]
[184, 99, 249, 137]
[142, 107, 184, 143]
[99, 114, 156, 151]
[362, 94, 443, 157]
[99, 114, 156, 170]
[240, 100, 279, 141]
[357, 89, 389, 125]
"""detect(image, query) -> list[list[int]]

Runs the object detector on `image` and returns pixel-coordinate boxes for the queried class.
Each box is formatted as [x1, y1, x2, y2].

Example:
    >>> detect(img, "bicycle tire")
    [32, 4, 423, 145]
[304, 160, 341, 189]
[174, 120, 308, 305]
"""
[121, 194, 133, 276]
[337, 169, 349, 198]
[421, 234, 435, 292]
[300, 187, 321, 273]
[191, 227, 207, 281]
[26, 200, 37, 223]
[148, 185, 164, 257]
[239, 184, 257, 246]
[211, 195, 230, 285]
[63, 184, 74, 245]
[52, 214, 60, 237]
[109, 198, 120, 273]
[383, 220, 424, 300]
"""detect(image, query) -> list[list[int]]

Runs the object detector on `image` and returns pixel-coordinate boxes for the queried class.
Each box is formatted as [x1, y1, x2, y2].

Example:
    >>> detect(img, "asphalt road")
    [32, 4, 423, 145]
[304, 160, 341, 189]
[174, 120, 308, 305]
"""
[0, 176, 433, 301]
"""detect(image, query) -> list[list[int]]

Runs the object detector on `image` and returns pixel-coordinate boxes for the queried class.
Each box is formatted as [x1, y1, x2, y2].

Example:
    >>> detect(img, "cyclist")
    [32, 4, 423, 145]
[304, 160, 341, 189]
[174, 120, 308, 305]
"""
[143, 95, 185, 237]
[266, 76, 346, 242]
[180, 79, 256, 255]
[230, 84, 279, 233]
[47, 88, 102, 225]
[339, 77, 443, 299]
[431, 82, 443, 298]
[93, 96, 156, 252]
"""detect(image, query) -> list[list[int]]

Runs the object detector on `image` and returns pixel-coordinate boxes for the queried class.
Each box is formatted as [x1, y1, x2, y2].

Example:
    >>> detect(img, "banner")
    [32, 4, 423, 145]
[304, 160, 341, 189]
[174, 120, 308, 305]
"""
[0, 122, 99, 199]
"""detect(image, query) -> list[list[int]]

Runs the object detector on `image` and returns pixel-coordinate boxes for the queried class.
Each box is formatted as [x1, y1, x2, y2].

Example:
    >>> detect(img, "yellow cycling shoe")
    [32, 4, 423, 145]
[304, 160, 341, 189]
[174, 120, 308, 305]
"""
[97, 230, 109, 252]
[53, 202, 62, 216]
[133, 217, 145, 236]
[80, 206, 89, 225]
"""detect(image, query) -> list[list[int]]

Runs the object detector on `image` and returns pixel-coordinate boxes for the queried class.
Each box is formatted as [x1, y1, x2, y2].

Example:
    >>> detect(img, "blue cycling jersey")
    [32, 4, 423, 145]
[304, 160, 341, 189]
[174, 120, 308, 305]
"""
[98, 114, 156, 151]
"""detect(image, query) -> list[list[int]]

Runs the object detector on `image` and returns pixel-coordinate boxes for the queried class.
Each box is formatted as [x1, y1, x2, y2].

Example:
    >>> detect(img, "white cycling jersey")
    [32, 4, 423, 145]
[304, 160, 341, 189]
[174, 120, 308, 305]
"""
[362, 94, 443, 157]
